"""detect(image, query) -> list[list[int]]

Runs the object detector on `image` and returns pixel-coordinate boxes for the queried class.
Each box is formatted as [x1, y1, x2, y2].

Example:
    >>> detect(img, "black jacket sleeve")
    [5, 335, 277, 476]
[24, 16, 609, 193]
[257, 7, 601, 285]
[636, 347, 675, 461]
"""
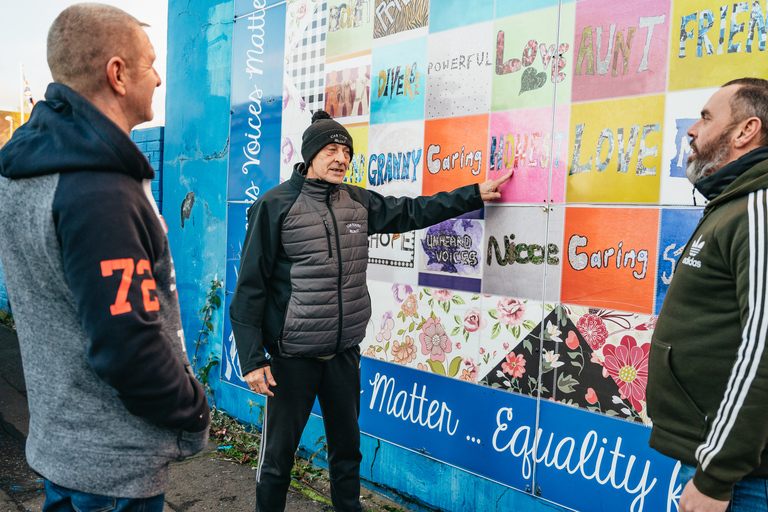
[53, 172, 209, 432]
[229, 197, 282, 375]
[359, 183, 484, 234]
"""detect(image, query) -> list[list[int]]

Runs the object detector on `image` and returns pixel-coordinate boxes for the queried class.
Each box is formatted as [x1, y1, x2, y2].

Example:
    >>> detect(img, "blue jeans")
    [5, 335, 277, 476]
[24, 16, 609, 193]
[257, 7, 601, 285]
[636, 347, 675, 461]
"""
[680, 463, 768, 512]
[43, 480, 164, 512]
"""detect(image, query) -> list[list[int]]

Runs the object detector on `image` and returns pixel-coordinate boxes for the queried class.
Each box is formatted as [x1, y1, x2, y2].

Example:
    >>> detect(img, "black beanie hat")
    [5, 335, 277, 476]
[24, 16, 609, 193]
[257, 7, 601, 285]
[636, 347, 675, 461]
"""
[301, 110, 354, 165]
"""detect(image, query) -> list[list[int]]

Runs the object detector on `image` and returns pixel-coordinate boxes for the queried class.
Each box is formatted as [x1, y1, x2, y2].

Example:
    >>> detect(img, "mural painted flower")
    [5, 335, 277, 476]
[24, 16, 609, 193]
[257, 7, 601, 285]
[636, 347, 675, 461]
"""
[636, 315, 658, 331]
[459, 369, 474, 382]
[433, 289, 453, 302]
[419, 317, 452, 362]
[501, 352, 526, 379]
[565, 331, 580, 350]
[391, 335, 417, 364]
[602, 335, 650, 412]
[545, 321, 562, 343]
[463, 308, 486, 332]
[543, 350, 564, 369]
[585, 388, 598, 405]
[391, 284, 413, 303]
[577, 314, 609, 350]
[375, 313, 394, 343]
[401, 294, 418, 318]
[497, 298, 526, 326]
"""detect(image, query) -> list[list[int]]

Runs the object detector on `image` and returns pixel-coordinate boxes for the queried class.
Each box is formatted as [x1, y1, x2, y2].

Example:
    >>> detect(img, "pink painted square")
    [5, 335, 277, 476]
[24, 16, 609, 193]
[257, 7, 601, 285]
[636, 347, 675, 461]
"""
[571, 0, 670, 102]
[487, 106, 569, 204]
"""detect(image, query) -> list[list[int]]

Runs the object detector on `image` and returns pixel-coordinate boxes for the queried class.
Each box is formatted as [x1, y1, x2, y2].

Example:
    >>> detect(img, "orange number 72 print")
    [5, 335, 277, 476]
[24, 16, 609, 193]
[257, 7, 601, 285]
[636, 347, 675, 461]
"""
[100, 258, 160, 316]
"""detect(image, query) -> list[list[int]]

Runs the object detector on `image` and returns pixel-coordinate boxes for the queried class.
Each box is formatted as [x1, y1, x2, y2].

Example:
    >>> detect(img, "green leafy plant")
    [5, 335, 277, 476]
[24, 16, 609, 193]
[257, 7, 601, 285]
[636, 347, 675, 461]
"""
[193, 278, 223, 402]
[0, 309, 14, 331]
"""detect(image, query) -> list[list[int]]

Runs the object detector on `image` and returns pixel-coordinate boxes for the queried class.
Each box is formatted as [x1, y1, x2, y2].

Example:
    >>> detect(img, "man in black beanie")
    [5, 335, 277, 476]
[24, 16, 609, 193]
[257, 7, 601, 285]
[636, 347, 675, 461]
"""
[230, 110, 512, 512]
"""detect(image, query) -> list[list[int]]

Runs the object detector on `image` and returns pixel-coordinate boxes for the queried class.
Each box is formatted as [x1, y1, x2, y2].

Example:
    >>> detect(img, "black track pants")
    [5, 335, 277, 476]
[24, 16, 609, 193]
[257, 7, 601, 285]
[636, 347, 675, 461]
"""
[254, 346, 363, 512]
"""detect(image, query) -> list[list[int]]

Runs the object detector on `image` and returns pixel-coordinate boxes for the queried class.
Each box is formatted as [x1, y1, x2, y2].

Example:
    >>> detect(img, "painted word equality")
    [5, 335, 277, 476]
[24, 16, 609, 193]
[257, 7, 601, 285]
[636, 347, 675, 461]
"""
[427, 52, 493, 74]
[328, 0, 370, 32]
[242, 0, 267, 175]
[496, 33, 570, 85]
[378, 64, 421, 99]
[490, 131, 567, 172]
[344, 153, 367, 186]
[426, 145, 482, 176]
[570, 122, 660, 175]
[487, 235, 560, 266]
[678, 2, 768, 58]
[575, 15, 666, 76]
[568, 235, 650, 279]
[368, 372, 459, 435]
[492, 407, 657, 512]
[368, 150, 422, 186]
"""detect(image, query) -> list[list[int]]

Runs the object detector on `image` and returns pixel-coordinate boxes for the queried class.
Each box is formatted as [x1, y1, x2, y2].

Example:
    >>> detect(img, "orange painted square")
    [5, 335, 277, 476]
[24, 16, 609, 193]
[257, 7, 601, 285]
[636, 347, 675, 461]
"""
[422, 114, 489, 196]
[561, 207, 659, 314]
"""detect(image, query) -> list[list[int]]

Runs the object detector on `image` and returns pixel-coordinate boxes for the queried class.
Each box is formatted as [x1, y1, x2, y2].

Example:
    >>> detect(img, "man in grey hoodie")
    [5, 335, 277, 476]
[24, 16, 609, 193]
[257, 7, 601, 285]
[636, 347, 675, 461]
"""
[0, 4, 210, 511]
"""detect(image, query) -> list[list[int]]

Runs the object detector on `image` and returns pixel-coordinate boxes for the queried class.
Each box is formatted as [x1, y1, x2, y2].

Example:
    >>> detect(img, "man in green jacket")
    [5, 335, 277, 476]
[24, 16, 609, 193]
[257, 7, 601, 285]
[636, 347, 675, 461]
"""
[648, 78, 768, 512]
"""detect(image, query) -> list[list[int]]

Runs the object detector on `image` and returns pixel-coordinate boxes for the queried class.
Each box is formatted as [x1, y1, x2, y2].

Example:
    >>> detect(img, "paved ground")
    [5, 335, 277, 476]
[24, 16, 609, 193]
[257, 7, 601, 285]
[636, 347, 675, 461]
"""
[0, 327, 408, 512]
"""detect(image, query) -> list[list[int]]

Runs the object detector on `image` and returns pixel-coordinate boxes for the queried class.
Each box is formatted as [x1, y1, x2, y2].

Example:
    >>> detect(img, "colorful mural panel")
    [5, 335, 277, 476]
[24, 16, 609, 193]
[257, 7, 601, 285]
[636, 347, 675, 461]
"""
[571, 0, 670, 102]
[669, 0, 768, 91]
[422, 114, 489, 196]
[370, 36, 427, 124]
[487, 105, 569, 203]
[561, 207, 659, 314]
[425, 21, 494, 119]
[491, 5, 575, 112]
[567, 95, 665, 204]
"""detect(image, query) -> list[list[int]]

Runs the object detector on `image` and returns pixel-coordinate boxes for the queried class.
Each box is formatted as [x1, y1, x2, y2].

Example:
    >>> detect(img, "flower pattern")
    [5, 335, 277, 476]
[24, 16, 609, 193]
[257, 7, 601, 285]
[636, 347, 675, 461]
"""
[419, 317, 452, 362]
[432, 289, 453, 302]
[497, 298, 526, 326]
[463, 308, 486, 332]
[501, 352, 526, 379]
[391, 335, 417, 365]
[401, 294, 418, 317]
[602, 335, 650, 413]
[577, 314, 609, 350]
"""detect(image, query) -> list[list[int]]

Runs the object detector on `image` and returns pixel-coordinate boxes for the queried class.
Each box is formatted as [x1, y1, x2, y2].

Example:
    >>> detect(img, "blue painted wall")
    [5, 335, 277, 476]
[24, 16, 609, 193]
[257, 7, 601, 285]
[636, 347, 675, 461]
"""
[163, 1, 559, 511]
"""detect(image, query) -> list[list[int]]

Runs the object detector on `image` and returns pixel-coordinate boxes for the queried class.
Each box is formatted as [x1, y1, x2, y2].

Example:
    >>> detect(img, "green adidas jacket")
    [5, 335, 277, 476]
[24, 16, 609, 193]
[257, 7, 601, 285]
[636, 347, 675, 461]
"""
[648, 147, 768, 500]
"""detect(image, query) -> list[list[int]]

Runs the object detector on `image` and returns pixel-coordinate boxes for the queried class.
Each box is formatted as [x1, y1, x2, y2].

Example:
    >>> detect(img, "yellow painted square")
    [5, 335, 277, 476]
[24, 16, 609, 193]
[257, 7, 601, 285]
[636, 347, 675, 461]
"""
[567, 95, 664, 204]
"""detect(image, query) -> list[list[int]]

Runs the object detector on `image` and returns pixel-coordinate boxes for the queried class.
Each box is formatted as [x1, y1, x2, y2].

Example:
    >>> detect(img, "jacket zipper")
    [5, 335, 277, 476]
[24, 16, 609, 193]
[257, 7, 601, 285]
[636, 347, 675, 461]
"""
[327, 191, 344, 351]
[323, 220, 332, 258]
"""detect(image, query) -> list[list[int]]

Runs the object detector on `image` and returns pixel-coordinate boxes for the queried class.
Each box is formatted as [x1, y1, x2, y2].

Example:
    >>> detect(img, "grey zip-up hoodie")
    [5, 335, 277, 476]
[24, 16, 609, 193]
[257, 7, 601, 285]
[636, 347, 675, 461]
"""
[0, 83, 210, 497]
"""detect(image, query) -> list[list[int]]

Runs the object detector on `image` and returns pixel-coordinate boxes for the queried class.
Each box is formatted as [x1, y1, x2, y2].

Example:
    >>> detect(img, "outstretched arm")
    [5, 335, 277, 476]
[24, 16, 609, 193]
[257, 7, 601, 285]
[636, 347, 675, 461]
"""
[479, 169, 514, 202]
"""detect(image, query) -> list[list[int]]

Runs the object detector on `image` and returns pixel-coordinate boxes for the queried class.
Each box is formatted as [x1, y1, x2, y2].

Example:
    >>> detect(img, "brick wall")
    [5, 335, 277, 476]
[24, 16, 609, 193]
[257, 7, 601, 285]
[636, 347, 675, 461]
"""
[130, 126, 164, 213]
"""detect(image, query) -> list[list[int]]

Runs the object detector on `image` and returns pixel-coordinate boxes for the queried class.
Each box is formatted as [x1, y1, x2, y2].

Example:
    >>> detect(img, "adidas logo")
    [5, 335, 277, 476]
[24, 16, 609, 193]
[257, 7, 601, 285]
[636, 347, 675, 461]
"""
[689, 235, 705, 257]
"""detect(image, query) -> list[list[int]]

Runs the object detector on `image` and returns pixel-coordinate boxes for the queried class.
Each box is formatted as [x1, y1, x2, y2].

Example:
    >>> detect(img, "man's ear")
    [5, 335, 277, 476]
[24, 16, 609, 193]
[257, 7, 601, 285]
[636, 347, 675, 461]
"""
[733, 117, 762, 149]
[106, 56, 128, 97]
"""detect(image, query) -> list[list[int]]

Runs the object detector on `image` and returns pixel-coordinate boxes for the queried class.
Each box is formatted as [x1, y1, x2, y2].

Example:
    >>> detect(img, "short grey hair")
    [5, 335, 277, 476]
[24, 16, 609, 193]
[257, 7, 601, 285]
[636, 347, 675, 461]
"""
[722, 77, 768, 146]
[47, 3, 148, 97]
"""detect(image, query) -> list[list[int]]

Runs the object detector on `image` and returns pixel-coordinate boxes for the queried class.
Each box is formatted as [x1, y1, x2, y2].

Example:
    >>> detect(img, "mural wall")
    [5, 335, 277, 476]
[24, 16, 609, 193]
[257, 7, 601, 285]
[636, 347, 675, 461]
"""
[224, 0, 768, 510]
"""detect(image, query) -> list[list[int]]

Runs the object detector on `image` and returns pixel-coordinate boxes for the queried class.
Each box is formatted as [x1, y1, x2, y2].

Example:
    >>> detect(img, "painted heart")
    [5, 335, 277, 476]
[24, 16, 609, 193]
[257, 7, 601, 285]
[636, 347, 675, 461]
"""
[519, 67, 547, 94]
